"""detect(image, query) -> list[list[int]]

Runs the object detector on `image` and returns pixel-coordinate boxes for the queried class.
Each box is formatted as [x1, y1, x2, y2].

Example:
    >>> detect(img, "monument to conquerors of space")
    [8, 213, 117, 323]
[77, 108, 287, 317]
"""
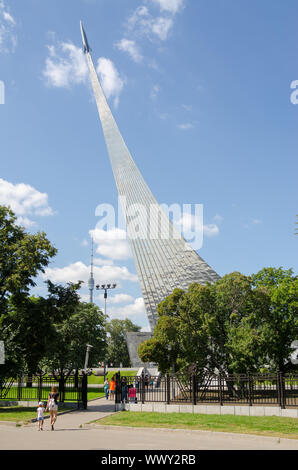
[80, 22, 220, 366]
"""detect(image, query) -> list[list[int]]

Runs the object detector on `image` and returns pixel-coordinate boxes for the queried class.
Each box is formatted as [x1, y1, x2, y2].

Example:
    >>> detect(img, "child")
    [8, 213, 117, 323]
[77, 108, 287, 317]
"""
[128, 384, 136, 403]
[36, 401, 45, 431]
[109, 376, 116, 400]
[104, 379, 109, 400]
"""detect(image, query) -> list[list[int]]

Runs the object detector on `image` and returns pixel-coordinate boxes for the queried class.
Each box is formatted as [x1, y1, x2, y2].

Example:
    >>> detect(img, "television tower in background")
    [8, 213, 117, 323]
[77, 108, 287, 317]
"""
[88, 237, 95, 303]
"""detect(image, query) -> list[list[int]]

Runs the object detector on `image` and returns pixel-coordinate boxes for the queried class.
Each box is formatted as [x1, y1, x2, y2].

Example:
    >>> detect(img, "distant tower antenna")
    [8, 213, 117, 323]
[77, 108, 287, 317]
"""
[88, 237, 95, 303]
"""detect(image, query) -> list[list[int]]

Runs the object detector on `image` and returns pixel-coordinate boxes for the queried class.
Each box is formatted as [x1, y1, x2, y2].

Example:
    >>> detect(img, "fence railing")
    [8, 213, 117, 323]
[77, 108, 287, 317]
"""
[115, 371, 298, 409]
[0, 373, 87, 409]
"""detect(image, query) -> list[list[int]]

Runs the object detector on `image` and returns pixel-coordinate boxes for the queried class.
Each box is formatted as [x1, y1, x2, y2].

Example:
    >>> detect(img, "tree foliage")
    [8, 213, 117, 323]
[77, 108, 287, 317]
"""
[138, 268, 298, 374]
[106, 318, 141, 367]
[0, 206, 57, 312]
[42, 301, 107, 378]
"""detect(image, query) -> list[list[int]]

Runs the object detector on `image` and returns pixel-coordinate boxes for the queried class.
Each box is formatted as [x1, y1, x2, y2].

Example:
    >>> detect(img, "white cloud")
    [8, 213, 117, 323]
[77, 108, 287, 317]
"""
[150, 16, 173, 40]
[151, 0, 185, 14]
[108, 297, 146, 320]
[43, 39, 125, 107]
[42, 261, 138, 284]
[15, 216, 37, 228]
[79, 293, 90, 303]
[3, 11, 15, 25]
[81, 239, 89, 247]
[96, 57, 125, 108]
[126, 5, 174, 41]
[108, 293, 134, 304]
[90, 228, 132, 260]
[94, 257, 114, 266]
[127, 6, 150, 31]
[0, 178, 54, 226]
[0, 1, 17, 53]
[177, 123, 194, 130]
[115, 38, 143, 63]
[43, 41, 88, 88]
[203, 224, 219, 237]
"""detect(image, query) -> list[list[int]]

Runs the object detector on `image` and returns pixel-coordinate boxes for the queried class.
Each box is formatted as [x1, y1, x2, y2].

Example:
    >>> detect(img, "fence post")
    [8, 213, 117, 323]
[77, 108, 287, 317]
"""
[17, 375, 22, 401]
[280, 369, 286, 409]
[219, 373, 223, 406]
[59, 376, 65, 403]
[166, 374, 170, 404]
[277, 368, 286, 409]
[74, 370, 78, 389]
[38, 375, 42, 403]
[192, 373, 197, 405]
[248, 369, 252, 406]
[82, 372, 88, 409]
[141, 375, 145, 404]
[115, 372, 121, 404]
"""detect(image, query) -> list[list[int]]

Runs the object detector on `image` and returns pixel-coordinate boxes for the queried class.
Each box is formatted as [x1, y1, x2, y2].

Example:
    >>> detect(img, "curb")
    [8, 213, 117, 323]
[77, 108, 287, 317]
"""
[0, 408, 78, 426]
[85, 423, 298, 443]
[0, 420, 24, 427]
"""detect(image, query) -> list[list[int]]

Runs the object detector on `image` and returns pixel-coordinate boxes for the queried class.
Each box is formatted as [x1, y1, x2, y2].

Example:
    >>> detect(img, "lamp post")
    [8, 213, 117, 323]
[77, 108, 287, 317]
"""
[96, 283, 117, 316]
[96, 283, 117, 380]
[84, 344, 93, 374]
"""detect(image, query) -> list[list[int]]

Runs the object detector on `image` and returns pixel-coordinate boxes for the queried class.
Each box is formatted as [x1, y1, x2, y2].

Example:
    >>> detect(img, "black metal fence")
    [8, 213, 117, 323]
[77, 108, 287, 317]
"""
[0, 373, 87, 409]
[115, 371, 298, 409]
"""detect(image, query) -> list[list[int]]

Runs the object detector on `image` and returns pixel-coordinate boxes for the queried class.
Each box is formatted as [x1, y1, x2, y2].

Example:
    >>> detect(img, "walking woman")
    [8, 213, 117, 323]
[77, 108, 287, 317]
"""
[46, 386, 59, 431]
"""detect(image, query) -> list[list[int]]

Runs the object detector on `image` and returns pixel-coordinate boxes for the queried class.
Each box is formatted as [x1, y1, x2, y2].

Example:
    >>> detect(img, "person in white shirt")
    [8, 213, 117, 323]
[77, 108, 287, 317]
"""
[36, 402, 45, 431]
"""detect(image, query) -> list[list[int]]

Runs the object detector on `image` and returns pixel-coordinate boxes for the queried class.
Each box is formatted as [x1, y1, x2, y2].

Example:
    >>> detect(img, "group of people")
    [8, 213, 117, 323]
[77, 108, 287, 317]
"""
[103, 376, 143, 403]
[36, 386, 59, 431]
[103, 376, 116, 400]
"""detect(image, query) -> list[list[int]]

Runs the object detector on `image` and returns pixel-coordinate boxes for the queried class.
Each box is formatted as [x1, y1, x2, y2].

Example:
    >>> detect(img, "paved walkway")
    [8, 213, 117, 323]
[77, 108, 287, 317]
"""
[0, 398, 298, 450]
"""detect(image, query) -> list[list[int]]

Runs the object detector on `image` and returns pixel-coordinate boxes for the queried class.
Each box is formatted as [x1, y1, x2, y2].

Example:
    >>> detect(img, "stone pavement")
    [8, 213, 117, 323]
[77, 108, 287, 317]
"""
[0, 397, 298, 450]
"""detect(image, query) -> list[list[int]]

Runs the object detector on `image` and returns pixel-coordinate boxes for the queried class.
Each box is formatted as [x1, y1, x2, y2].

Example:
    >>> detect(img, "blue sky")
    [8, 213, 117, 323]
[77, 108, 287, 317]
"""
[0, 0, 297, 330]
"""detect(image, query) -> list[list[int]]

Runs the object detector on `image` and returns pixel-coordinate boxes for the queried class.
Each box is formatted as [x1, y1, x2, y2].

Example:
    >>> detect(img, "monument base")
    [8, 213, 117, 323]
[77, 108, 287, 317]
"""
[126, 332, 153, 368]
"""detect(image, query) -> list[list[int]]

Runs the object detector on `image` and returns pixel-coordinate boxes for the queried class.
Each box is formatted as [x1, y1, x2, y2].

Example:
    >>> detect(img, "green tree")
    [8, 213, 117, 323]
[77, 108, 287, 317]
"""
[252, 267, 298, 371]
[43, 301, 107, 378]
[0, 281, 82, 376]
[106, 318, 141, 367]
[0, 206, 57, 314]
[139, 273, 270, 374]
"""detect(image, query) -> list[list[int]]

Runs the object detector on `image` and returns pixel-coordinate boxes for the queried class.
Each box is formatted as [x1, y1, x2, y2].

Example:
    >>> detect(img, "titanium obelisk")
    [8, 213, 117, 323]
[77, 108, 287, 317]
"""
[80, 22, 220, 335]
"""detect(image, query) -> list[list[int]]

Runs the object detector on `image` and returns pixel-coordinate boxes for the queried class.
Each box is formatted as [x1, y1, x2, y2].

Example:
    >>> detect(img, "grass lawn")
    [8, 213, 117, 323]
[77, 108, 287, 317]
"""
[0, 386, 104, 402]
[95, 411, 298, 440]
[0, 405, 70, 424]
[87, 388, 105, 400]
[88, 371, 137, 385]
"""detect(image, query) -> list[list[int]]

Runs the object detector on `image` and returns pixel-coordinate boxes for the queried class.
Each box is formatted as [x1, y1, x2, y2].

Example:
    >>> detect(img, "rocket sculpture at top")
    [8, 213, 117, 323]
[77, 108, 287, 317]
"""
[80, 22, 220, 331]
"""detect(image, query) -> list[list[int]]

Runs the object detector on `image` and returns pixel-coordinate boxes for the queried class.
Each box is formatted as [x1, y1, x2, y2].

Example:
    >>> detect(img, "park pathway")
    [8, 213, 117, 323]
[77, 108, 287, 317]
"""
[48, 397, 116, 429]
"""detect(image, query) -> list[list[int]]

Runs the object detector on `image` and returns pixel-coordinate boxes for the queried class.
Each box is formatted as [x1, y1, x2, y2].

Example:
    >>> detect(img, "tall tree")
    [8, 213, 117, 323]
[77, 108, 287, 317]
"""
[139, 272, 270, 374]
[42, 301, 107, 378]
[0, 205, 56, 314]
[0, 281, 82, 375]
[106, 318, 141, 367]
[252, 267, 298, 371]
